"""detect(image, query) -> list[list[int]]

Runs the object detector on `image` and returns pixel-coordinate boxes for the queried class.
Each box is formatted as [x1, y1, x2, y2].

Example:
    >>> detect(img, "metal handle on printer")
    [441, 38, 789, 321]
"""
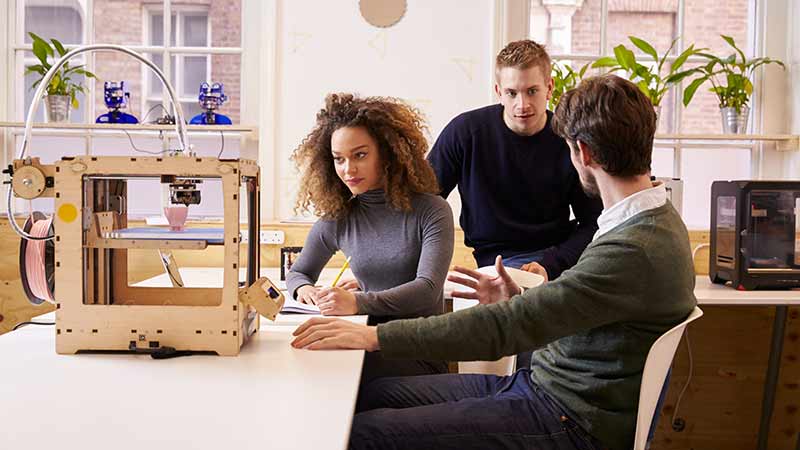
[8, 44, 190, 242]
[19, 44, 189, 160]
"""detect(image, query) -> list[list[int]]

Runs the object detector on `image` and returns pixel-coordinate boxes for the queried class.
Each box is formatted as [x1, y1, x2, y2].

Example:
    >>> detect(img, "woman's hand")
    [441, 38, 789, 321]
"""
[447, 255, 522, 305]
[296, 285, 321, 305]
[316, 287, 359, 315]
[335, 277, 361, 292]
[291, 317, 379, 351]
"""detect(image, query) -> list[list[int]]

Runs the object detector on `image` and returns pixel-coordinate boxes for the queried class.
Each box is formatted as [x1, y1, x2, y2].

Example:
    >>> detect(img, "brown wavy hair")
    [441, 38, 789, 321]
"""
[292, 93, 439, 219]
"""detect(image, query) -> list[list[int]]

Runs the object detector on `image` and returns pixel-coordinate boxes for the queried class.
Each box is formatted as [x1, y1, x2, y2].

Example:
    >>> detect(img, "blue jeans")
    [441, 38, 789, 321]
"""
[349, 369, 604, 450]
[479, 249, 547, 372]
[501, 250, 546, 270]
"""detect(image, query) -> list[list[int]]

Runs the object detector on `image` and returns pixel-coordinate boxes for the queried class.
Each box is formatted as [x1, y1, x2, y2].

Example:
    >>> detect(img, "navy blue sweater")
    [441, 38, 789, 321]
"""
[428, 105, 602, 279]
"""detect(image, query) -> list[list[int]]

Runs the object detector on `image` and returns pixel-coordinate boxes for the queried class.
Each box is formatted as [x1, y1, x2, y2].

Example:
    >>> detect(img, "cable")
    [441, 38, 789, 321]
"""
[141, 103, 169, 124]
[217, 130, 225, 158]
[122, 129, 166, 155]
[670, 327, 694, 428]
[12, 321, 55, 331]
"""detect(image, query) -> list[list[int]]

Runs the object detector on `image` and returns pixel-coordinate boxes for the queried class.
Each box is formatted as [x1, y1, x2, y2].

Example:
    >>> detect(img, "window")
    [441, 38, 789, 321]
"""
[529, 0, 757, 228]
[10, 0, 244, 218]
[145, 8, 211, 121]
[21, 3, 86, 123]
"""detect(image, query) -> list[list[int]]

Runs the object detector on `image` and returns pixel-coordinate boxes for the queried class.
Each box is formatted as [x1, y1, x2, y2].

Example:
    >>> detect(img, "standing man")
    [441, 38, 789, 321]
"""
[428, 40, 602, 281]
[292, 75, 697, 450]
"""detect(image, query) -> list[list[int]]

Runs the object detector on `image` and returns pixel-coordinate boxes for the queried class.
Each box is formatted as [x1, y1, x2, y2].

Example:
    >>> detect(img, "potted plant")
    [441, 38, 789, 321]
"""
[548, 61, 589, 111]
[25, 32, 96, 122]
[592, 36, 704, 125]
[682, 35, 785, 134]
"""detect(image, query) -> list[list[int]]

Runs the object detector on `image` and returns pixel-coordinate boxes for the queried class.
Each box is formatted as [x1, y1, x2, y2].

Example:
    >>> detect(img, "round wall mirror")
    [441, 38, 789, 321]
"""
[359, 0, 407, 28]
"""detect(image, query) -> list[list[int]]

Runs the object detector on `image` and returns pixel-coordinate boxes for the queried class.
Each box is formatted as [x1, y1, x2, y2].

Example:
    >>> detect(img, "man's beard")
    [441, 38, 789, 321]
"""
[580, 171, 600, 198]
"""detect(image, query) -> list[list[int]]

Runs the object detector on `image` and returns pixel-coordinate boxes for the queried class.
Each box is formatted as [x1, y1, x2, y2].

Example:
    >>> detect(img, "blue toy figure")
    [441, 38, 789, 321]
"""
[190, 82, 232, 125]
[96, 81, 139, 124]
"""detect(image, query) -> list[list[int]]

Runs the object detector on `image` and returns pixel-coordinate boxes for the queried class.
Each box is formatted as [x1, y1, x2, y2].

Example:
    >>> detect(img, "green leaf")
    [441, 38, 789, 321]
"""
[629, 36, 658, 60]
[71, 93, 79, 109]
[743, 77, 753, 95]
[682, 77, 706, 105]
[632, 63, 652, 81]
[710, 86, 726, 95]
[28, 32, 45, 44]
[636, 80, 652, 100]
[31, 38, 51, 67]
[591, 56, 618, 68]
[671, 45, 697, 72]
[721, 34, 746, 65]
[24, 64, 46, 75]
[51, 38, 67, 57]
[614, 44, 636, 70]
[578, 63, 590, 78]
[665, 69, 696, 84]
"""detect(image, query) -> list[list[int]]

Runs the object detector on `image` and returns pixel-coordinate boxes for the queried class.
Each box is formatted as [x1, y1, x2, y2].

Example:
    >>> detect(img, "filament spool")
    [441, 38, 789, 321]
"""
[19, 212, 55, 305]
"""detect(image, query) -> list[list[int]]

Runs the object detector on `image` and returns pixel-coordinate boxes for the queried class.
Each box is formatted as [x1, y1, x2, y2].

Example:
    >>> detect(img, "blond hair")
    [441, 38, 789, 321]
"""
[495, 39, 552, 78]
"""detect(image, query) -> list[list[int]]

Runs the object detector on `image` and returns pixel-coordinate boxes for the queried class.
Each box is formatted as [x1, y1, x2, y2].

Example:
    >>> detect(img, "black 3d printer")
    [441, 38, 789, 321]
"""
[710, 180, 800, 290]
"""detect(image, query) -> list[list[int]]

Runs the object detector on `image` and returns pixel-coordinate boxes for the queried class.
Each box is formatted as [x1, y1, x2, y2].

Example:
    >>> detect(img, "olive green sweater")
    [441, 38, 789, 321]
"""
[377, 203, 697, 450]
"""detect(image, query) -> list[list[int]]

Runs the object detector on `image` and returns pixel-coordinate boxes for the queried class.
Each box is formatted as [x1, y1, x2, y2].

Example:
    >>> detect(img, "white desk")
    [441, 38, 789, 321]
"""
[133, 267, 354, 326]
[694, 275, 800, 450]
[0, 320, 365, 450]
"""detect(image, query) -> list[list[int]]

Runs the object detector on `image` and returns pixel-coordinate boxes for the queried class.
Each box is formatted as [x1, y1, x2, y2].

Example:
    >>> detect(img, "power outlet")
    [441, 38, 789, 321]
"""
[259, 230, 285, 245]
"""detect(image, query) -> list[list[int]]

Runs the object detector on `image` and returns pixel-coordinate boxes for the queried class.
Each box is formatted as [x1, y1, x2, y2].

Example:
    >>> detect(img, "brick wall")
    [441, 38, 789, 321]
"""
[567, 0, 749, 133]
[92, 0, 241, 123]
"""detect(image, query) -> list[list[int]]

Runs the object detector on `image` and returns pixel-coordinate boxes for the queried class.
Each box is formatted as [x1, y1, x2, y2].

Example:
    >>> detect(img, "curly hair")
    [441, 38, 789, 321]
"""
[292, 93, 440, 219]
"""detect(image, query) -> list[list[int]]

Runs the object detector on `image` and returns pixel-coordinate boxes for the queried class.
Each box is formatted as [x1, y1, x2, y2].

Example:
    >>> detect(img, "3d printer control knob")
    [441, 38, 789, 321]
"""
[11, 165, 46, 200]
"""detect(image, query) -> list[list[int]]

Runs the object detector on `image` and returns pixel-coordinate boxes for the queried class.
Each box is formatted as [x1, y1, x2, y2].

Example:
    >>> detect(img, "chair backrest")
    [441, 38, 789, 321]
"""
[633, 306, 704, 450]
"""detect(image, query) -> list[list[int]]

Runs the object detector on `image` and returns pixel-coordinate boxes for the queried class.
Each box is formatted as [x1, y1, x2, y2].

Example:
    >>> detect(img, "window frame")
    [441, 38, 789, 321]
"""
[11, 0, 243, 127]
[532, 0, 761, 178]
[142, 4, 214, 117]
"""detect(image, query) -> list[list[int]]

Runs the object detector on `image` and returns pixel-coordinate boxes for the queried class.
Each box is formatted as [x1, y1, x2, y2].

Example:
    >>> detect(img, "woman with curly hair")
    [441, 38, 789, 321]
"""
[287, 93, 454, 383]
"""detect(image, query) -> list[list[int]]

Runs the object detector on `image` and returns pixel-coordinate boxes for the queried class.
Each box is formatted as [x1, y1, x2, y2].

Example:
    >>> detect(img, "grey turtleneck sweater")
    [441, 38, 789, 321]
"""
[286, 189, 454, 321]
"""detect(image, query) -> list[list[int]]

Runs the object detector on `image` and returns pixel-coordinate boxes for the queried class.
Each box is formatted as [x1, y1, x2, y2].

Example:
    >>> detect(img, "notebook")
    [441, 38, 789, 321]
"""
[280, 297, 321, 314]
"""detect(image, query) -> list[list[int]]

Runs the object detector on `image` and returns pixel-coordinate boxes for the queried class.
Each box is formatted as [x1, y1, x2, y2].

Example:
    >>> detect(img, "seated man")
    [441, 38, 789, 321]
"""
[291, 75, 697, 450]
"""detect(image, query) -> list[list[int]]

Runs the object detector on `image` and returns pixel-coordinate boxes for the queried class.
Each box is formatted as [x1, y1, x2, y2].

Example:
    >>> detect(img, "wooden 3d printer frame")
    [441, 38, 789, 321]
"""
[11, 154, 284, 356]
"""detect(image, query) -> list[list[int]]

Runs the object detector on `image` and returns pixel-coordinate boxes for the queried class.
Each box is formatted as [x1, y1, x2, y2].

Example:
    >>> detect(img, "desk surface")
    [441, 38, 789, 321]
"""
[136, 268, 800, 308]
[693, 276, 800, 305]
[0, 321, 366, 450]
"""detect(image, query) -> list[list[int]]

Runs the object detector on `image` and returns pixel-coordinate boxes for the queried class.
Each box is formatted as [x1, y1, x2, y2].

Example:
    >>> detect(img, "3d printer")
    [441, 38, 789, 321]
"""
[710, 180, 800, 290]
[5, 45, 283, 355]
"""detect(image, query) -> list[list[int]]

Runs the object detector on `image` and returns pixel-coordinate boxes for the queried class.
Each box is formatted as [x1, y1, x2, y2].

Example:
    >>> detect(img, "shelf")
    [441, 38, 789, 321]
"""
[654, 133, 798, 151]
[655, 133, 795, 141]
[0, 121, 257, 133]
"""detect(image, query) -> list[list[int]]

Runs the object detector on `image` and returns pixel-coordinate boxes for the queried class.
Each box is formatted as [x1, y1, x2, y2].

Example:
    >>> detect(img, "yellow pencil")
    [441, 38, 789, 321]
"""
[331, 256, 351, 287]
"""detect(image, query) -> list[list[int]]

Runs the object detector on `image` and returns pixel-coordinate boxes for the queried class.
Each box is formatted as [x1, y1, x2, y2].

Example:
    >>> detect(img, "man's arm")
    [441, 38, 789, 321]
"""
[427, 120, 463, 199]
[377, 240, 649, 362]
[537, 178, 603, 280]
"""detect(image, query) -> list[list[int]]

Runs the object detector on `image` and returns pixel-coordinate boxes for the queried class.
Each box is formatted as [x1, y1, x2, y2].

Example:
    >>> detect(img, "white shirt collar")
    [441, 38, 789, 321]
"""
[593, 182, 668, 241]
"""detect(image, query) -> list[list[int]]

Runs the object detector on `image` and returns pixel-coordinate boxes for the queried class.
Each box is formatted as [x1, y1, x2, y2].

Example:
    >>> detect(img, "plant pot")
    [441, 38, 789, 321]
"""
[720, 106, 749, 134]
[44, 95, 71, 123]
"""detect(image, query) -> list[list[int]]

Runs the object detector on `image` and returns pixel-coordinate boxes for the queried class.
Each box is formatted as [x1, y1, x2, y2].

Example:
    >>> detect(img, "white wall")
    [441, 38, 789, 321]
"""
[790, 0, 800, 134]
[269, 0, 497, 218]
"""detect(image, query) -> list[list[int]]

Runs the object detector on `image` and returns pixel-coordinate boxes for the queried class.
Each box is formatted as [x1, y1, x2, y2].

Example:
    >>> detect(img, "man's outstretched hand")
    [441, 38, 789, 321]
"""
[448, 255, 522, 304]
